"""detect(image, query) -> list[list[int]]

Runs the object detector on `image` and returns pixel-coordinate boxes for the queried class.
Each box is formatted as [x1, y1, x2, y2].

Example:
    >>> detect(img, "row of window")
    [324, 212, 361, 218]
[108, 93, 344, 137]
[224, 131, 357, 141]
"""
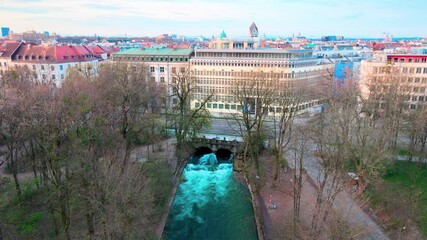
[411, 95, 427, 102]
[192, 69, 323, 79]
[195, 52, 311, 59]
[191, 61, 316, 68]
[372, 76, 427, 84]
[15, 55, 93, 61]
[40, 74, 64, 80]
[113, 56, 189, 62]
[33, 64, 65, 71]
[150, 76, 166, 82]
[194, 101, 318, 112]
[375, 66, 427, 74]
[149, 66, 186, 73]
[195, 78, 299, 87]
[389, 57, 427, 63]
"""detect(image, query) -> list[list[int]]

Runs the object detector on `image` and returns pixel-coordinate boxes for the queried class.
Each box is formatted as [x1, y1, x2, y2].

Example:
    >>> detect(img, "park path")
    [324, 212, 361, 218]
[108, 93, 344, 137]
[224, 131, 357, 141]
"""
[297, 143, 389, 240]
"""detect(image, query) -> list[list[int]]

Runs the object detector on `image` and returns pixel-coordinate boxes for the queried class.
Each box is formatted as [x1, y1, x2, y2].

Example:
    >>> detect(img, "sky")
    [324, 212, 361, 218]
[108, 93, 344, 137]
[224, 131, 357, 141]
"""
[1, 0, 426, 38]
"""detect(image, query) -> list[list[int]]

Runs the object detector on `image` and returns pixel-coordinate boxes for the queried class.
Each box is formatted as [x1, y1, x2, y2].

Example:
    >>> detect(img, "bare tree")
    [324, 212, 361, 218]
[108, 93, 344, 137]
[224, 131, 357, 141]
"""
[97, 62, 158, 169]
[168, 68, 213, 174]
[230, 71, 275, 172]
[271, 81, 306, 183]
[0, 66, 38, 201]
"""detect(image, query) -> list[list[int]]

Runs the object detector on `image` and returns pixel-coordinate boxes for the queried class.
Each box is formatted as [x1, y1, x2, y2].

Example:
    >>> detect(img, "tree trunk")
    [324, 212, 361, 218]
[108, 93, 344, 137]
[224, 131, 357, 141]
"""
[10, 148, 22, 201]
[49, 202, 59, 237]
[60, 193, 71, 240]
[85, 212, 95, 239]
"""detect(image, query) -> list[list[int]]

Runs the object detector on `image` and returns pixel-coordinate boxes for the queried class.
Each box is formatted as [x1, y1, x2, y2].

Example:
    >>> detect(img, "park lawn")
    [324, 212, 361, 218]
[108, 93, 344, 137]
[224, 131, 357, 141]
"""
[366, 161, 427, 236]
[0, 178, 56, 239]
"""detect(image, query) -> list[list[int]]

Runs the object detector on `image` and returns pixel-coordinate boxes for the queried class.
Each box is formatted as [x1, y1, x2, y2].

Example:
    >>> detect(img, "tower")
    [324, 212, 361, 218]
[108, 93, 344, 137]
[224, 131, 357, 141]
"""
[249, 22, 258, 38]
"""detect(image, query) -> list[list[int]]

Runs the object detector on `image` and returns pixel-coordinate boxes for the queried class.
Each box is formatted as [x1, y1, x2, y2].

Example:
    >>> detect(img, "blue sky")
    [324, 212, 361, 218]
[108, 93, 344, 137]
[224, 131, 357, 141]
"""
[1, 0, 426, 38]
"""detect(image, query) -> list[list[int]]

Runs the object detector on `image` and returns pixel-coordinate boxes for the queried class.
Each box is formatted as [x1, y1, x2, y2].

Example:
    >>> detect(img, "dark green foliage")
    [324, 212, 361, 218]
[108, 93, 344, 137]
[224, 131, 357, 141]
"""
[367, 161, 427, 236]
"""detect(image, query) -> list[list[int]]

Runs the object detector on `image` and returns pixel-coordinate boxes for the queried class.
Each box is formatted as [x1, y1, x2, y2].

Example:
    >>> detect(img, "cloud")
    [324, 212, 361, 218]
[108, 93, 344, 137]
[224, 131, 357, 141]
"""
[0, 0, 426, 37]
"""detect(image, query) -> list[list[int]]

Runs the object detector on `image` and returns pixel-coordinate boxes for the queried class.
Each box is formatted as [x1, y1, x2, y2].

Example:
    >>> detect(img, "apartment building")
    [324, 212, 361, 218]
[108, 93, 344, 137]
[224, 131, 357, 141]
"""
[0, 40, 21, 75]
[12, 44, 99, 86]
[111, 47, 192, 86]
[190, 47, 333, 114]
[0, 41, 101, 86]
[360, 53, 427, 110]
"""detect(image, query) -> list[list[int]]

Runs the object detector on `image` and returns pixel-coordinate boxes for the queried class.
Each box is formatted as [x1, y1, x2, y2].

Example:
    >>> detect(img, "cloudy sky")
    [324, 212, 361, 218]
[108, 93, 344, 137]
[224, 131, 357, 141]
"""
[1, 0, 426, 38]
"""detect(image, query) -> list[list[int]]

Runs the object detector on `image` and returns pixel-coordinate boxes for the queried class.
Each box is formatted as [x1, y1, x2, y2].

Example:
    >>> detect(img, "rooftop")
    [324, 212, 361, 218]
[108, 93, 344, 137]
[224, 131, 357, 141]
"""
[114, 48, 193, 56]
[194, 48, 312, 53]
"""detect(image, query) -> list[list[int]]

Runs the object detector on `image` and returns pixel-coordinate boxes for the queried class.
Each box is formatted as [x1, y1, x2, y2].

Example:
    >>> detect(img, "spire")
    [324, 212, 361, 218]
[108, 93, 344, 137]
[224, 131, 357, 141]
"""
[249, 22, 258, 38]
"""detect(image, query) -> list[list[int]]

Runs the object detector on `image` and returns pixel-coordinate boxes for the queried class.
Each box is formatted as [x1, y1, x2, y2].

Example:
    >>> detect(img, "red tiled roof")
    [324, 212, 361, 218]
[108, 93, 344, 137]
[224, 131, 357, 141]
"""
[98, 45, 119, 54]
[0, 40, 21, 58]
[85, 45, 106, 55]
[12, 44, 97, 63]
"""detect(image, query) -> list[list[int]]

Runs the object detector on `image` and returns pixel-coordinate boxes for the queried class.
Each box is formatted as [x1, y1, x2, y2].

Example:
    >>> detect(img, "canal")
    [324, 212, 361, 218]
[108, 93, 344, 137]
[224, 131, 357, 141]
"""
[163, 150, 258, 240]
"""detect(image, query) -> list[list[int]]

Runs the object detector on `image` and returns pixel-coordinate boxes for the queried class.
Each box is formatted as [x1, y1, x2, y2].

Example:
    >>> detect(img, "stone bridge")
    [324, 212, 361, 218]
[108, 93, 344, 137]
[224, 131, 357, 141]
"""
[193, 137, 242, 154]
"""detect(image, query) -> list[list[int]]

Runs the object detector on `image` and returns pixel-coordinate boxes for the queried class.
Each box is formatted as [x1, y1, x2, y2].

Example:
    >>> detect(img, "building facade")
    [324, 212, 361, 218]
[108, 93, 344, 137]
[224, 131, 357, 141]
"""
[111, 47, 192, 86]
[1, 27, 10, 37]
[0, 41, 99, 86]
[360, 53, 427, 110]
[190, 48, 333, 114]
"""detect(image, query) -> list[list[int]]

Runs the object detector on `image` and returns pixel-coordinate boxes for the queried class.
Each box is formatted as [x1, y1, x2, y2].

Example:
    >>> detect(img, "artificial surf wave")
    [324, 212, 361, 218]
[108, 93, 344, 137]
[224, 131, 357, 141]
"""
[163, 153, 257, 240]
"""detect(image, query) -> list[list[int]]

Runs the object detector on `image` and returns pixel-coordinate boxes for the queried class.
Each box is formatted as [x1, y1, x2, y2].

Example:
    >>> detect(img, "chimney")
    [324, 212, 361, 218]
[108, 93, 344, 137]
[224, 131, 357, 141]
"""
[27, 44, 31, 49]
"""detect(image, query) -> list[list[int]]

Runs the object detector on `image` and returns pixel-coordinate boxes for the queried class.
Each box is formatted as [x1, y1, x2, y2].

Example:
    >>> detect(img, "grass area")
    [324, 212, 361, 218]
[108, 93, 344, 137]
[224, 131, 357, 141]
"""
[0, 177, 54, 239]
[366, 161, 427, 236]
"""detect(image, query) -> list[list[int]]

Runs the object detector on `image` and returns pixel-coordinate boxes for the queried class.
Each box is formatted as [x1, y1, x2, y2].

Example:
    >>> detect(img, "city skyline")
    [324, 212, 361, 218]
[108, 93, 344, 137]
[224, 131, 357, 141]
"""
[1, 0, 427, 38]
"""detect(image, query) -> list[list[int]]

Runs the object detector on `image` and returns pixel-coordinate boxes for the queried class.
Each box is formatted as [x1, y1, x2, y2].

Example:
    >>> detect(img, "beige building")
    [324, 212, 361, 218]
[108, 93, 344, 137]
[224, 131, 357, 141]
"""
[111, 47, 192, 88]
[190, 48, 333, 115]
[360, 53, 427, 110]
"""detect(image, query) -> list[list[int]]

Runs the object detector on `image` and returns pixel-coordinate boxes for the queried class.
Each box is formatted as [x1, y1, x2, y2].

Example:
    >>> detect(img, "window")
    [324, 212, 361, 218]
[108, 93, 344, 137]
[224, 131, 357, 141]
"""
[3, 62, 6, 67]
[150, 67, 155, 72]
[51, 66, 55, 71]
[150, 76, 155, 81]
[42, 74, 46, 79]
[160, 77, 165, 82]
[32, 65, 36, 70]
[231, 105, 236, 110]
[60, 65, 63, 71]
[424, 68, 427, 74]
[207, 103, 212, 108]
[160, 67, 164, 72]
[412, 96, 417, 101]
[219, 104, 224, 109]
[195, 102, 201, 108]
[172, 67, 176, 73]
[415, 78, 420, 83]
[52, 75, 56, 80]
[416, 68, 422, 74]
[61, 74, 64, 79]
[180, 67, 185, 73]
[213, 103, 217, 109]
[41, 65, 45, 70]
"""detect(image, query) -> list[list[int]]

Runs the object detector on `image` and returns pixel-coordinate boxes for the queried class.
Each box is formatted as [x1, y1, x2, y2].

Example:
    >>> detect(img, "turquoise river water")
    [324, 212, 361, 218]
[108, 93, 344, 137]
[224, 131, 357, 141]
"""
[163, 153, 258, 240]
